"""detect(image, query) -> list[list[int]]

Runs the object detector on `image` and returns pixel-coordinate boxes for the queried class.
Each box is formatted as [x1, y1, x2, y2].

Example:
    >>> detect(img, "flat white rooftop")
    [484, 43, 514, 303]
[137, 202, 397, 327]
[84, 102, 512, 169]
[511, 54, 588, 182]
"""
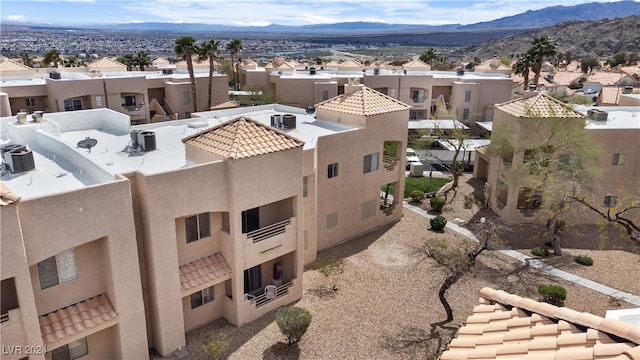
[574, 106, 640, 130]
[1, 105, 355, 200]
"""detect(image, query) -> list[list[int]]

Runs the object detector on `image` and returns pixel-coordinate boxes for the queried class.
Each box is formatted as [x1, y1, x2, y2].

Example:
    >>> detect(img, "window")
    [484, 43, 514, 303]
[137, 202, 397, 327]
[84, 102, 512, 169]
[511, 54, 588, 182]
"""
[25, 98, 36, 107]
[327, 212, 338, 229]
[185, 213, 211, 243]
[63, 99, 83, 111]
[120, 95, 137, 108]
[37, 249, 78, 290]
[465, 90, 471, 102]
[612, 153, 626, 166]
[322, 90, 329, 101]
[51, 337, 88, 360]
[462, 108, 470, 120]
[327, 163, 338, 178]
[363, 153, 379, 173]
[411, 89, 425, 103]
[244, 265, 261, 294]
[303, 176, 308, 197]
[183, 91, 190, 105]
[190, 286, 214, 309]
[604, 195, 618, 208]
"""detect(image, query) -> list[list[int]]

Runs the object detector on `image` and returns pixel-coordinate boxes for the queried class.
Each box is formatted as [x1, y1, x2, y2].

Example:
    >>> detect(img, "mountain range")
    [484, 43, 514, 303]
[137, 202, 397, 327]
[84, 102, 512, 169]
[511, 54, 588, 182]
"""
[4, 1, 640, 35]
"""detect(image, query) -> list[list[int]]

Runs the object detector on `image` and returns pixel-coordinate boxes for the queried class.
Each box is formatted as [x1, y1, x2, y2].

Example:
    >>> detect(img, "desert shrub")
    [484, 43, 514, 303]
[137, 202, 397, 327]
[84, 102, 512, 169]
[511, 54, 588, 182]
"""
[538, 284, 566, 306]
[410, 189, 425, 202]
[574, 255, 594, 266]
[430, 196, 446, 211]
[202, 332, 230, 360]
[531, 246, 550, 257]
[276, 306, 313, 345]
[430, 215, 447, 232]
[316, 257, 345, 291]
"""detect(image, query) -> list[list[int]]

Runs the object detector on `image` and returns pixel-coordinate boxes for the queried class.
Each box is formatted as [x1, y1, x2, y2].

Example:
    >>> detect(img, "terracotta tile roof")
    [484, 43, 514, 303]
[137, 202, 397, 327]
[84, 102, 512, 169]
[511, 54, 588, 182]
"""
[87, 57, 126, 70]
[209, 100, 239, 110]
[182, 116, 304, 160]
[403, 59, 431, 71]
[496, 93, 586, 119]
[476, 58, 511, 71]
[441, 287, 640, 360]
[587, 71, 632, 86]
[153, 57, 170, 65]
[0, 58, 33, 72]
[315, 86, 411, 116]
[598, 87, 624, 105]
[39, 294, 118, 345]
[339, 59, 364, 69]
[325, 60, 341, 67]
[179, 253, 232, 291]
[0, 182, 21, 206]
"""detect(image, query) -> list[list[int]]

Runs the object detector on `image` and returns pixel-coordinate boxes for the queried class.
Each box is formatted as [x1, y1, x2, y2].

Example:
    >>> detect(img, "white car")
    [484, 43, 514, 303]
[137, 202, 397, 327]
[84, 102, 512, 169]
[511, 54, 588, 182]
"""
[406, 148, 421, 170]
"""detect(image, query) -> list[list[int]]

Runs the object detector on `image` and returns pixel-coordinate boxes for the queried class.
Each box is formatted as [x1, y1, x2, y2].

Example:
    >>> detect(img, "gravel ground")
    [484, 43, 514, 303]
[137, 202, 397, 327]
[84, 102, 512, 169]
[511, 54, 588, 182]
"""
[172, 175, 639, 360]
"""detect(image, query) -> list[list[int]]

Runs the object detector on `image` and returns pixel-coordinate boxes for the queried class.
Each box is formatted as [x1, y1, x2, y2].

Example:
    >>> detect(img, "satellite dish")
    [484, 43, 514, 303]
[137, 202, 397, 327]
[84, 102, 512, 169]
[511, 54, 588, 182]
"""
[306, 106, 315, 115]
[77, 137, 97, 153]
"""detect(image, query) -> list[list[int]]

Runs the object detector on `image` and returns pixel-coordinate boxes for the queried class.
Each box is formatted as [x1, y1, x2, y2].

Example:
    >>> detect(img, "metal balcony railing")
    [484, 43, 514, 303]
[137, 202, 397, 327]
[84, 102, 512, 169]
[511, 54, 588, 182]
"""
[246, 218, 291, 243]
[246, 281, 294, 308]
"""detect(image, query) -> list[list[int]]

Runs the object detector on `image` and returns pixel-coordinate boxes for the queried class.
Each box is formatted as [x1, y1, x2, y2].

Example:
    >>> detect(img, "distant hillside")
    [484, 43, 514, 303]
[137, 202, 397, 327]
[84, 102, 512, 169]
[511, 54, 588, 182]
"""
[460, 1, 640, 30]
[449, 15, 640, 61]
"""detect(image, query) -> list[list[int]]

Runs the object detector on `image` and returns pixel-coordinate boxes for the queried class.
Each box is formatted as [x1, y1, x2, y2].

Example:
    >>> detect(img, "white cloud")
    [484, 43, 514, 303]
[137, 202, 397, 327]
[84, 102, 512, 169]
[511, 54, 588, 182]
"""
[7, 15, 27, 22]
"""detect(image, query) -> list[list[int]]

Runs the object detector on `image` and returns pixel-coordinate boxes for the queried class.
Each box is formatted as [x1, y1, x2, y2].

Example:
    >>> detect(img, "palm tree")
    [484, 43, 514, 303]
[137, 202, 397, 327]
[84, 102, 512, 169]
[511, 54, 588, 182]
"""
[419, 48, 438, 64]
[64, 56, 79, 67]
[135, 51, 151, 71]
[19, 52, 33, 67]
[226, 39, 243, 90]
[197, 39, 221, 110]
[512, 52, 534, 88]
[43, 49, 62, 68]
[117, 54, 135, 71]
[528, 35, 557, 86]
[175, 36, 198, 113]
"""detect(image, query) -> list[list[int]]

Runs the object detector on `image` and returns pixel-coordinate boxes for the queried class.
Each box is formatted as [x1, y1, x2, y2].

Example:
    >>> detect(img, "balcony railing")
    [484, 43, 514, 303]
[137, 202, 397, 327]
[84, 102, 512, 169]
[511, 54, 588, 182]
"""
[0, 312, 8, 323]
[247, 218, 291, 243]
[246, 281, 294, 308]
[412, 96, 425, 103]
[496, 199, 506, 210]
[380, 203, 396, 216]
[382, 155, 398, 171]
[502, 158, 512, 170]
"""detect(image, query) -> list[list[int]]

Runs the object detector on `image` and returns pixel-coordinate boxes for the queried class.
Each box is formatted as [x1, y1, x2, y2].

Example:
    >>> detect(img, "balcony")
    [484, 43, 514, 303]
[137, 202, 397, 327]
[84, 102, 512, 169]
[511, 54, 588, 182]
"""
[380, 202, 397, 217]
[382, 155, 398, 172]
[245, 281, 294, 308]
[1, 308, 27, 353]
[247, 218, 291, 243]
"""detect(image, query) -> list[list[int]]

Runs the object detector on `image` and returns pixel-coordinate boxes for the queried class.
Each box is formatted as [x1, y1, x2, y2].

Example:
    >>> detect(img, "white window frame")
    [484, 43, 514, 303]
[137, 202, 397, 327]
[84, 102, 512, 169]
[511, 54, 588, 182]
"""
[185, 213, 211, 243]
[37, 249, 78, 290]
[190, 286, 214, 309]
[328, 162, 339, 179]
[363, 153, 379, 173]
[612, 153, 626, 166]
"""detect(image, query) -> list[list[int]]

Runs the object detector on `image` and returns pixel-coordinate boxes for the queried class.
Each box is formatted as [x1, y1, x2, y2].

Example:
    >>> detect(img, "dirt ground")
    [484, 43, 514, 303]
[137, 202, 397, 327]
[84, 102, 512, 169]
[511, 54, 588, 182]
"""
[166, 174, 640, 360]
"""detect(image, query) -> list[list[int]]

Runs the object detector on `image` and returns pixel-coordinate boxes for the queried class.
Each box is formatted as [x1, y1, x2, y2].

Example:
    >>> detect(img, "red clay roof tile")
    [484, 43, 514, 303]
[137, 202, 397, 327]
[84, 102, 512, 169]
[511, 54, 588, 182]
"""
[179, 253, 232, 292]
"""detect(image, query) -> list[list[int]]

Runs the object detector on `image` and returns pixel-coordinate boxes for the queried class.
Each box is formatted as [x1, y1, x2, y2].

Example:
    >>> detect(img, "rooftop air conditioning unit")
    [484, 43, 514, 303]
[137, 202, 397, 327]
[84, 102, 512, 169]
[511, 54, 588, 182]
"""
[528, 84, 537, 91]
[130, 130, 141, 148]
[271, 114, 283, 128]
[3, 146, 35, 173]
[309, 67, 316, 75]
[623, 86, 633, 94]
[282, 114, 296, 130]
[49, 72, 61, 80]
[374, 68, 380, 75]
[456, 69, 465, 76]
[588, 109, 608, 121]
[162, 69, 173, 75]
[137, 131, 156, 152]
[31, 111, 44, 122]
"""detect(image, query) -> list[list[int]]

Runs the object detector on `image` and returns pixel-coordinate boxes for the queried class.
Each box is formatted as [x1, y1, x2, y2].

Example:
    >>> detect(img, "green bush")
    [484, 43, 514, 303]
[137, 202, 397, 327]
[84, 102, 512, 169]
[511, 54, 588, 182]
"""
[430, 215, 447, 232]
[276, 306, 313, 345]
[202, 332, 230, 360]
[410, 189, 425, 202]
[430, 197, 445, 211]
[538, 284, 566, 306]
[574, 255, 594, 266]
[531, 247, 550, 257]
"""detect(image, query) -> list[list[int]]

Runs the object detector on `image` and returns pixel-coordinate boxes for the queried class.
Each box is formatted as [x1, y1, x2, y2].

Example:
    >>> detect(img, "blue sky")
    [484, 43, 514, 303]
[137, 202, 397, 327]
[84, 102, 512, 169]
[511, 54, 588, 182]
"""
[1, 0, 634, 26]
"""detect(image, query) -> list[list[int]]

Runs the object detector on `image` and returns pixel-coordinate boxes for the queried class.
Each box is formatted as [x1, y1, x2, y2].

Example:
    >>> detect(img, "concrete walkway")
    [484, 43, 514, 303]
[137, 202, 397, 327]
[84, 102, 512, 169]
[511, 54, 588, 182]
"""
[404, 201, 640, 306]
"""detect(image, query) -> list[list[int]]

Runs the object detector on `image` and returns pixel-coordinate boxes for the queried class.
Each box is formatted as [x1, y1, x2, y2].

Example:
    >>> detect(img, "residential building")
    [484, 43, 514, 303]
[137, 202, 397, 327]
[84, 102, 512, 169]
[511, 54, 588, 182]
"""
[474, 92, 640, 226]
[441, 287, 640, 359]
[1, 85, 410, 357]
[239, 58, 513, 124]
[0, 58, 229, 124]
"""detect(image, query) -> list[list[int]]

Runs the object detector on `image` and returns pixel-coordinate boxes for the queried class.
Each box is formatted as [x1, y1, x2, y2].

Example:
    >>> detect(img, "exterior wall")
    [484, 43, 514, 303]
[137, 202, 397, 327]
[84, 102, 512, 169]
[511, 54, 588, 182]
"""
[314, 110, 408, 250]
[475, 78, 513, 121]
[2, 180, 148, 359]
[302, 148, 318, 264]
[451, 82, 479, 123]
[104, 76, 149, 123]
[182, 282, 225, 331]
[45, 78, 105, 112]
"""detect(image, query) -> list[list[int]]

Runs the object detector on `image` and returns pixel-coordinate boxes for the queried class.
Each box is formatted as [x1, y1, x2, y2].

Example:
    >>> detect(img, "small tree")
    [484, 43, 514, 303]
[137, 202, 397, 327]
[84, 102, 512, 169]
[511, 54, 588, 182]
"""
[202, 332, 230, 360]
[430, 215, 447, 232]
[276, 306, 312, 345]
[426, 217, 503, 322]
[538, 284, 566, 306]
[580, 54, 600, 74]
[316, 257, 345, 291]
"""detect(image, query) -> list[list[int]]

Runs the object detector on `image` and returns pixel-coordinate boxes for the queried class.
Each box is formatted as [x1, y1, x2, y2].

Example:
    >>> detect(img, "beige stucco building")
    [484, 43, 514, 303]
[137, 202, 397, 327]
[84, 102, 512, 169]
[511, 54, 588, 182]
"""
[240, 58, 513, 124]
[474, 92, 640, 227]
[1, 85, 410, 358]
[0, 58, 229, 124]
